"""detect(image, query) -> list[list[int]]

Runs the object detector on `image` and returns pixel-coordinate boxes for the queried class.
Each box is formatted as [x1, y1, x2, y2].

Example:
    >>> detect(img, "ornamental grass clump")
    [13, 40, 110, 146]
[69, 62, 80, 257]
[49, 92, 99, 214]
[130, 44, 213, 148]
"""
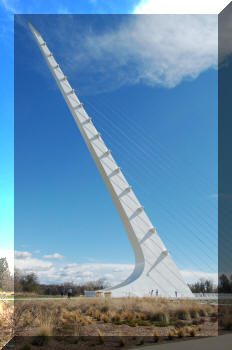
[32, 327, 52, 346]
[153, 330, 160, 343]
[175, 307, 190, 321]
[97, 329, 104, 344]
[167, 330, 175, 340]
[111, 312, 122, 323]
[177, 328, 185, 338]
[187, 327, 196, 337]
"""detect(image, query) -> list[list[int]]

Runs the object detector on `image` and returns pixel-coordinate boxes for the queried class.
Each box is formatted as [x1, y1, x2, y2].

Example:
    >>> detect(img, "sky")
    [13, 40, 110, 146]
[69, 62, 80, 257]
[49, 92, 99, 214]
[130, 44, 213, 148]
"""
[0, 0, 226, 287]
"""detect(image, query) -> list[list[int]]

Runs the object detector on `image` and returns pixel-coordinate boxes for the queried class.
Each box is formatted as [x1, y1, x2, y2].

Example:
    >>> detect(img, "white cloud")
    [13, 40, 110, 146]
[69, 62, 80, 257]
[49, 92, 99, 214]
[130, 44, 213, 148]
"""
[15, 255, 54, 273]
[57, 263, 134, 285]
[14, 251, 32, 259]
[33, 250, 41, 254]
[133, 0, 229, 14]
[57, 15, 217, 92]
[43, 253, 64, 259]
[14, 254, 134, 285]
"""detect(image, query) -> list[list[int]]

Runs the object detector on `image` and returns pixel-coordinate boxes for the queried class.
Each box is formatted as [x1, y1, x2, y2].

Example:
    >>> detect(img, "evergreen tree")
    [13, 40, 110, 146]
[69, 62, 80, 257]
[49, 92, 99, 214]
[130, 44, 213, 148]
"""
[219, 274, 232, 293]
[0, 257, 13, 291]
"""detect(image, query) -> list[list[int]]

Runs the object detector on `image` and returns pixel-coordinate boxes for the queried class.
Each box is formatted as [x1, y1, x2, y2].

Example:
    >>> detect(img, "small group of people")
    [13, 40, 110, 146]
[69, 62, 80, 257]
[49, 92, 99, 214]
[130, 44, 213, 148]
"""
[61, 288, 73, 298]
[150, 289, 178, 297]
[150, 289, 159, 297]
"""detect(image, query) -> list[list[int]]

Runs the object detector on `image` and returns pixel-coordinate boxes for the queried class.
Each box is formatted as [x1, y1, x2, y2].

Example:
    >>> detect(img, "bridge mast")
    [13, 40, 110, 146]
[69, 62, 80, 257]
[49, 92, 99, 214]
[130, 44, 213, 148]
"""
[28, 22, 193, 298]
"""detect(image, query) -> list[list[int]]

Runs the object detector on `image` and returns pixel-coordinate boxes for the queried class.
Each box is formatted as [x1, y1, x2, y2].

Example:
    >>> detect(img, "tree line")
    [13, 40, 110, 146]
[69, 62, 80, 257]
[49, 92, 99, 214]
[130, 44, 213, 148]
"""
[188, 279, 217, 293]
[188, 274, 232, 294]
[14, 268, 108, 295]
[1, 258, 232, 295]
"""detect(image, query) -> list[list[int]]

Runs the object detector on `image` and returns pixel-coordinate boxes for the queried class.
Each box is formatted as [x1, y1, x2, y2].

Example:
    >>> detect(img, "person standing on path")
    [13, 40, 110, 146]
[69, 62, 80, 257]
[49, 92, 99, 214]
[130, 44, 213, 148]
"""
[68, 288, 72, 298]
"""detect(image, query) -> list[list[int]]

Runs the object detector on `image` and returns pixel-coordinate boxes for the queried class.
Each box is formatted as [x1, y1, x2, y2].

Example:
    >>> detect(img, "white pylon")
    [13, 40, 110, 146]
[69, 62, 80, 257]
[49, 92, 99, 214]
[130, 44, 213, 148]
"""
[28, 23, 193, 298]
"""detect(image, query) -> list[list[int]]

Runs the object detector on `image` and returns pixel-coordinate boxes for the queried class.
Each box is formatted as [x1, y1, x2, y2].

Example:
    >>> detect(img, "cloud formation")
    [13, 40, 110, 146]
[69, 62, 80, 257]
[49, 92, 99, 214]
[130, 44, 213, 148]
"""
[43, 253, 64, 259]
[13, 250, 217, 286]
[15, 254, 53, 273]
[14, 250, 134, 285]
[14, 251, 32, 259]
[14, 14, 217, 94]
[54, 15, 217, 92]
[133, 0, 228, 14]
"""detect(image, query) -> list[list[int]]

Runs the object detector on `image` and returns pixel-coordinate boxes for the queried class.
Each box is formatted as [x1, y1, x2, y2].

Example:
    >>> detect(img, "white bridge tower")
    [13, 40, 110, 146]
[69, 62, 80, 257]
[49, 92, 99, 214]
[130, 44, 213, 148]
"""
[29, 23, 193, 298]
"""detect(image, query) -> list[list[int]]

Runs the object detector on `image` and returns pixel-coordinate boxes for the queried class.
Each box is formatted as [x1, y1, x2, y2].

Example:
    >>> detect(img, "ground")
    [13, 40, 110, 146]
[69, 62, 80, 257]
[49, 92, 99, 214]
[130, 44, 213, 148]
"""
[0, 296, 223, 349]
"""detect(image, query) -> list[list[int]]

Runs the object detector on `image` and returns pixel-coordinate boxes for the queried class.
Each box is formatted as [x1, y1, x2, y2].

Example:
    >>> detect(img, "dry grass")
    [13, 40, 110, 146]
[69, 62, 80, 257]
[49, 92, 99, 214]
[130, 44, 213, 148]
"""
[0, 300, 14, 348]
[3, 297, 217, 341]
[153, 329, 160, 342]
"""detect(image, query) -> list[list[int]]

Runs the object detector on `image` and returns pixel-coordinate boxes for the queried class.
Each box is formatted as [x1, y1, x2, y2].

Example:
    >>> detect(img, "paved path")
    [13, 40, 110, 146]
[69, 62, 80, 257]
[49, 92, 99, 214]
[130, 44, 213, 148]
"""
[130, 334, 232, 350]
[1, 297, 80, 301]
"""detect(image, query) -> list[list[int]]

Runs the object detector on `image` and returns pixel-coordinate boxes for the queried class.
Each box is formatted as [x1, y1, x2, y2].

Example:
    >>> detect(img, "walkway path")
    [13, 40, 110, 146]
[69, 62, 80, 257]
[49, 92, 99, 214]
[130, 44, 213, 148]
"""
[130, 334, 232, 350]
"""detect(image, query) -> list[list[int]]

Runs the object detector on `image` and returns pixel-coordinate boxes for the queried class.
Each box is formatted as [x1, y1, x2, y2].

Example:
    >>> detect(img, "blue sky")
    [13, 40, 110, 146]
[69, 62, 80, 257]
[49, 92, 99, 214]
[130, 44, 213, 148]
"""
[1, 1, 219, 285]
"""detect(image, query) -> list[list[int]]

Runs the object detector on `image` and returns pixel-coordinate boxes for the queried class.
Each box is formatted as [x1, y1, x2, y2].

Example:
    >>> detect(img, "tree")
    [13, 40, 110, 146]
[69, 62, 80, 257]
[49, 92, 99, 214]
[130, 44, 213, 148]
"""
[20, 273, 40, 293]
[188, 279, 217, 293]
[219, 274, 232, 293]
[204, 279, 214, 293]
[14, 268, 23, 292]
[0, 257, 13, 291]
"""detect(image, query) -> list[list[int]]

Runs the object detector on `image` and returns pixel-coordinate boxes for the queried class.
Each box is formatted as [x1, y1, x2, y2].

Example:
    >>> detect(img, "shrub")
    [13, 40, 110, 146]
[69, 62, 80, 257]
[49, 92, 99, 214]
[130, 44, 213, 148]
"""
[126, 320, 137, 327]
[177, 328, 185, 338]
[101, 304, 109, 313]
[112, 313, 122, 323]
[189, 327, 196, 337]
[189, 308, 199, 319]
[192, 319, 201, 325]
[174, 320, 186, 328]
[168, 330, 175, 340]
[136, 319, 151, 326]
[153, 321, 168, 327]
[210, 316, 218, 323]
[123, 311, 133, 321]
[176, 308, 190, 320]
[198, 308, 207, 317]
[155, 311, 169, 323]
[102, 314, 110, 323]
[94, 310, 102, 321]
[86, 316, 93, 324]
[153, 330, 160, 343]
[199, 317, 205, 324]
[81, 317, 87, 326]
[139, 312, 147, 320]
